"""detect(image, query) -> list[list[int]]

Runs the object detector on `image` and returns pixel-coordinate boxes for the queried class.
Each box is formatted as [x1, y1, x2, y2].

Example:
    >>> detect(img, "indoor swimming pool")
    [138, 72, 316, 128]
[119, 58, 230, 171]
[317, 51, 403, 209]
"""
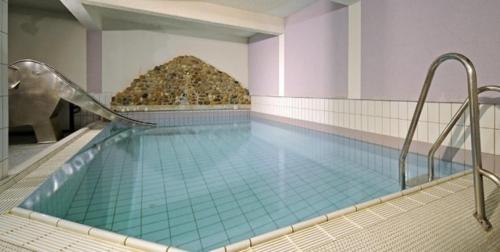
[20, 118, 468, 251]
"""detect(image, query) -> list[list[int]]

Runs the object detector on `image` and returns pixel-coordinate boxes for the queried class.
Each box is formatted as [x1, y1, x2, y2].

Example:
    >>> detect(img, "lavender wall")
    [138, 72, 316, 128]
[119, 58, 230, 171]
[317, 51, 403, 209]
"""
[248, 34, 279, 96]
[362, 0, 500, 102]
[284, 0, 348, 98]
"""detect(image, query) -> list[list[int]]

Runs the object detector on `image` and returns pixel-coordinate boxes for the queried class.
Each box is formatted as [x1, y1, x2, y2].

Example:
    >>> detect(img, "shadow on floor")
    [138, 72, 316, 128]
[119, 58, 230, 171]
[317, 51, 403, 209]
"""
[8, 132, 54, 168]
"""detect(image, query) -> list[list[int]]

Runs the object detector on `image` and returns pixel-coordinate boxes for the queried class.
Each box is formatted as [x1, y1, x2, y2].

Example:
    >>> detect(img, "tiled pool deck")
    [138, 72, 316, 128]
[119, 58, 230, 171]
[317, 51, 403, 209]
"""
[227, 172, 500, 252]
[0, 124, 498, 251]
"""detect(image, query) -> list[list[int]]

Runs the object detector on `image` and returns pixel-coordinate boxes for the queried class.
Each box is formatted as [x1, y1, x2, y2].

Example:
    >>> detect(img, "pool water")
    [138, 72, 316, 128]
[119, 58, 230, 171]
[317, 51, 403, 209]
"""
[21, 118, 467, 251]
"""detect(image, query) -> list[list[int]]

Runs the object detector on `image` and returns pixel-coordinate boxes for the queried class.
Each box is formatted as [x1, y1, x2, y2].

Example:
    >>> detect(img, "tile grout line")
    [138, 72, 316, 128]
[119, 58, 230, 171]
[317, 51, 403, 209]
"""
[404, 196, 426, 206]
[366, 208, 387, 220]
[315, 224, 337, 241]
[434, 185, 455, 194]
[284, 235, 303, 252]
[420, 190, 441, 199]
[385, 201, 407, 212]
[342, 216, 363, 229]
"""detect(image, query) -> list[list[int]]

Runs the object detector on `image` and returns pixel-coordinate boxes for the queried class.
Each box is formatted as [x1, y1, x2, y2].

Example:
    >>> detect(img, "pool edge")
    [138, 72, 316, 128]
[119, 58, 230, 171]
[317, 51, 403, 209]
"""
[2, 123, 189, 252]
[8, 207, 186, 252]
[215, 169, 472, 252]
[0, 125, 93, 194]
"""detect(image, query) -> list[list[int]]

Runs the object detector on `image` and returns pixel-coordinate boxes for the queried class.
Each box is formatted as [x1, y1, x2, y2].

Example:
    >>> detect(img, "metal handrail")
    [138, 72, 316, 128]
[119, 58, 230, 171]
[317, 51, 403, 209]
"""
[427, 84, 499, 231]
[428, 85, 500, 185]
[399, 53, 480, 189]
[399, 53, 493, 230]
[479, 169, 500, 185]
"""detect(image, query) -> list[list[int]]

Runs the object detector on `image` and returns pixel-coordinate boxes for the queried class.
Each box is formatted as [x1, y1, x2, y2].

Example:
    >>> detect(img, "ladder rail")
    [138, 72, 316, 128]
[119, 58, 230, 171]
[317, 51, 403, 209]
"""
[479, 168, 500, 185]
[428, 85, 500, 186]
[399, 53, 492, 230]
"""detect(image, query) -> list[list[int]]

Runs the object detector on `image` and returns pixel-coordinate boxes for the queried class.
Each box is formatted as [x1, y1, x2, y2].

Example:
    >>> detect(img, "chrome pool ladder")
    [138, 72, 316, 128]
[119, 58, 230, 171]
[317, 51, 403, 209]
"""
[428, 85, 500, 186]
[399, 53, 500, 231]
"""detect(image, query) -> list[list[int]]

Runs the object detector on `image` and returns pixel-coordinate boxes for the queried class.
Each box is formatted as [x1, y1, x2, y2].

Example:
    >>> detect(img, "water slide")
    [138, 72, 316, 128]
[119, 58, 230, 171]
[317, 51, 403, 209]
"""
[8, 59, 155, 143]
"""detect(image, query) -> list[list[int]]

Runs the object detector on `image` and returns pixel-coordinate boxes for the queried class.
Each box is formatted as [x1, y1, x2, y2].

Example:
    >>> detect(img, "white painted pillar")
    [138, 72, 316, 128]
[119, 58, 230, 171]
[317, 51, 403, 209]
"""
[278, 34, 285, 97]
[86, 30, 102, 93]
[348, 1, 361, 99]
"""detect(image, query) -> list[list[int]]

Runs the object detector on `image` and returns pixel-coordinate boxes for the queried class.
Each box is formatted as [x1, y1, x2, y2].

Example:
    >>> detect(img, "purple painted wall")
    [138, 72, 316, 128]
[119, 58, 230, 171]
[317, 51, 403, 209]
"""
[361, 0, 500, 102]
[248, 34, 279, 96]
[285, 0, 348, 98]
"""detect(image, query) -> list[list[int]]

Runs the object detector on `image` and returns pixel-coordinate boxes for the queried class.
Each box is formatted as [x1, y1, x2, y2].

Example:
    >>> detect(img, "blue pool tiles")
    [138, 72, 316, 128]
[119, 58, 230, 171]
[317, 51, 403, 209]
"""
[21, 119, 466, 251]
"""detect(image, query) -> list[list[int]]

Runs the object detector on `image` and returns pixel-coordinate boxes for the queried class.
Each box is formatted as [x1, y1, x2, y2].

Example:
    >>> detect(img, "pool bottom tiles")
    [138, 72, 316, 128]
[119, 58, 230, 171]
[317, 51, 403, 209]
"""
[23, 119, 466, 251]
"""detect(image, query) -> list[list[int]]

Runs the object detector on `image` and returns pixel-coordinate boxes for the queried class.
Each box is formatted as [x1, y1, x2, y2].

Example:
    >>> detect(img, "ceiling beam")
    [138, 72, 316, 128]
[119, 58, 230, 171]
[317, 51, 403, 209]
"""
[60, 0, 101, 30]
[81, 0, 285, 35]
[330, 0, 360, 5]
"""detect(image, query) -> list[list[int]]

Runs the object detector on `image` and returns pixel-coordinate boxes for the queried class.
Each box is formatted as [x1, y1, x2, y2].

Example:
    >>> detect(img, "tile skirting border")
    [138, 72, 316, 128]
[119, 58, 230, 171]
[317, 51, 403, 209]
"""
[74, 108, 252, 129]
[250, 111, 498, 174]
[120, 109, 251, 126]
[112, 104, 251, 112]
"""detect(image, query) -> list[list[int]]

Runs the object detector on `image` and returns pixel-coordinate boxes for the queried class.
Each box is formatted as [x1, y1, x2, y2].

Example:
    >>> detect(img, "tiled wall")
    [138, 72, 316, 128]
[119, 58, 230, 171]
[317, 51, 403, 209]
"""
[78, 93, 500, 156]
[121, 110, 250, 127]
[0, 0, 7, 179]
[251, 96, 500, 163]
[89, 92, 114, 106]
[73, 92, 113, 129]
[73, 92, 250, 128]
[75, 109, 250, 128]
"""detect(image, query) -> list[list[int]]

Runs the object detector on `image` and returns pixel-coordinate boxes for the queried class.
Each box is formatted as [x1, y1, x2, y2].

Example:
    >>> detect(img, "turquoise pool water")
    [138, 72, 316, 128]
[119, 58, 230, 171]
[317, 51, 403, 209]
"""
[21, 118, 467, 251]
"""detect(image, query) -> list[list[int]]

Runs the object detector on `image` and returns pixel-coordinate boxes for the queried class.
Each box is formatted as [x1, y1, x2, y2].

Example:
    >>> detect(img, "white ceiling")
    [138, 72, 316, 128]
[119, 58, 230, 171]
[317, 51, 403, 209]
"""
[166, 0, 317, 17]
[84, 4, 257, 42]
[10, 0, 356, 17]
[11, 0, 355, 42]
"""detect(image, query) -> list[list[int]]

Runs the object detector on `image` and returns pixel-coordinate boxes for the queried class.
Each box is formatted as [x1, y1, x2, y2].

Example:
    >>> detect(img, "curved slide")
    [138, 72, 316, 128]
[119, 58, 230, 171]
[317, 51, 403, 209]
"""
[8, 59, 154, 143]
